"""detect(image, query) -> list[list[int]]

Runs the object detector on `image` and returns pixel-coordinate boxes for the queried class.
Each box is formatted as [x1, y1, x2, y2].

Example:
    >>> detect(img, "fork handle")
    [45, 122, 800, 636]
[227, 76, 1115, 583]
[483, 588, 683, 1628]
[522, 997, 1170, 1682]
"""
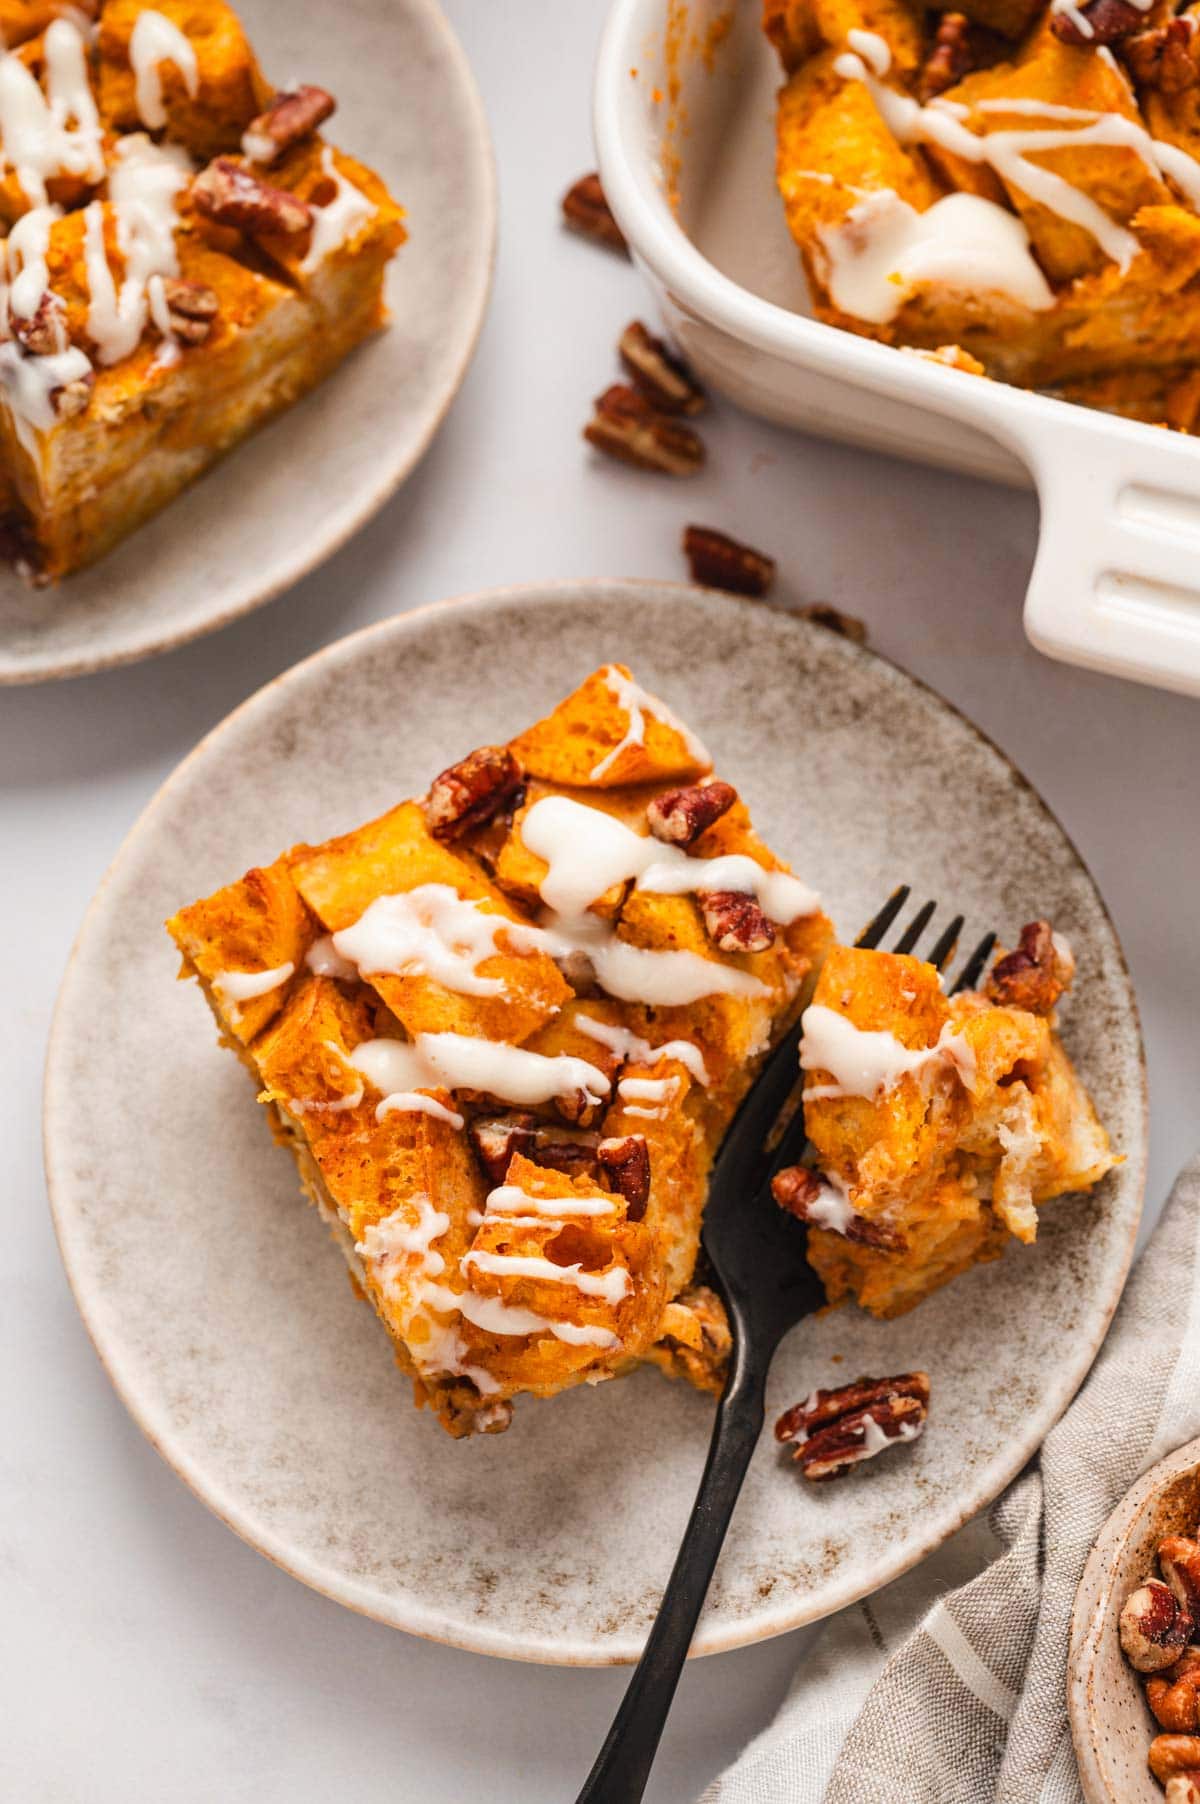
[573, 1331, 771, 1804]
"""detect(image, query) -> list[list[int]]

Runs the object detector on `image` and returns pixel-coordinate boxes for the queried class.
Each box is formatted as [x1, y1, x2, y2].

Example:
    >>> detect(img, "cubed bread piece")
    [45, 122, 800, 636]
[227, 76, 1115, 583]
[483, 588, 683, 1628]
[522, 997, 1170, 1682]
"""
[97, 0, 270, 155]
[508, 664, 712, 789]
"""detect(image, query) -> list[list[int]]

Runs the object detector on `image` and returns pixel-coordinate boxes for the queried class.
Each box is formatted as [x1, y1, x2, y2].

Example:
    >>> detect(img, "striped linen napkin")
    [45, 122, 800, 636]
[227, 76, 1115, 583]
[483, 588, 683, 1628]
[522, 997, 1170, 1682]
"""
[701, 1155, 1200, 1804]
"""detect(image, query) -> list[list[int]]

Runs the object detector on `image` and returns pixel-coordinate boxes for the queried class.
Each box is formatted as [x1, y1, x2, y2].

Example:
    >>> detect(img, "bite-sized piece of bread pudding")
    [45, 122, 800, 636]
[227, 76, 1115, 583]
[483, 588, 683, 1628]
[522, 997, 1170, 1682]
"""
[0, 0, 404, 579]
[778, 922, 1115, 1318]
[764, 0, 1200, 426]
[167, 666, 834, 1438]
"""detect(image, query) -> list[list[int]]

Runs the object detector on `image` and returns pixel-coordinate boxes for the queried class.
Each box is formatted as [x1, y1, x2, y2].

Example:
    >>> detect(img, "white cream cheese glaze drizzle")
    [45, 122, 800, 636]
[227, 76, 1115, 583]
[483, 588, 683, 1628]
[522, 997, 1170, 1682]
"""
[83, 134, 193, 365]
[460, 1248, 631, 1304]
[212, 960, 295, 1005]
[128, 9, 198, 132]
[348, 1034, 610, 1116]
[331, 884, 541, 999]
[0, 18, 103, 207]
[299, 146, 375, 275]
[484, 1184, 618, 1219]
[800, 1002, 976, 1098]
[591, 665, 712, 779]
[574, 1014, 710, 1084]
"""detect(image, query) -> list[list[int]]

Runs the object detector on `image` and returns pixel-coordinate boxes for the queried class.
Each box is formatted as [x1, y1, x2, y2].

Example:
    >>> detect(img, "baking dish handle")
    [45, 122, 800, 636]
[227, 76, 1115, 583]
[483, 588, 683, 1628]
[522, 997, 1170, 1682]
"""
[1015, 403, 1200, 698]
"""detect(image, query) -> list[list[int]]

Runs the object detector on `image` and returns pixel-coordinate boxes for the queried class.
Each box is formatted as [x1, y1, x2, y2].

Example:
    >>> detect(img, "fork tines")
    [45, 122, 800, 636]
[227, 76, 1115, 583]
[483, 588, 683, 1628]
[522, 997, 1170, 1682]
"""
[855, 885, 994, 989]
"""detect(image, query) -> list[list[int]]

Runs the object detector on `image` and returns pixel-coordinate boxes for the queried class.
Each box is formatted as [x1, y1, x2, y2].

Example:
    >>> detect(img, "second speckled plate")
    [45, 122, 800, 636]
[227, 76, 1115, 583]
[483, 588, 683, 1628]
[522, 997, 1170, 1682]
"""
[44, 581, 1146, 1663]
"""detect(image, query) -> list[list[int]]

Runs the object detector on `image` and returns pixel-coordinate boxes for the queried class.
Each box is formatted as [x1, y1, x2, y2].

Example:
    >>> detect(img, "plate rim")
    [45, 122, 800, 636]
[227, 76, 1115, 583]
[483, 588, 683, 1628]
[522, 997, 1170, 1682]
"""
[43, 579, 1149, 1664]
[0, 0, 497, 688]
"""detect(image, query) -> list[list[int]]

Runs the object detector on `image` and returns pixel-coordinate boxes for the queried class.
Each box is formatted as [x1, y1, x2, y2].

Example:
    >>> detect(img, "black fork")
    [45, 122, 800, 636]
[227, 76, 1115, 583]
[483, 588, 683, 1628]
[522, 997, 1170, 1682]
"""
[574, 889, 996, 1804]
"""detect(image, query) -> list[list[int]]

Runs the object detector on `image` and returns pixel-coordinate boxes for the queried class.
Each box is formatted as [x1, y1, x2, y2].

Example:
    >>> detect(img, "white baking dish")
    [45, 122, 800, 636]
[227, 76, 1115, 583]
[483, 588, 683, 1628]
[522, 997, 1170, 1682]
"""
[594, 0, 1200, 697]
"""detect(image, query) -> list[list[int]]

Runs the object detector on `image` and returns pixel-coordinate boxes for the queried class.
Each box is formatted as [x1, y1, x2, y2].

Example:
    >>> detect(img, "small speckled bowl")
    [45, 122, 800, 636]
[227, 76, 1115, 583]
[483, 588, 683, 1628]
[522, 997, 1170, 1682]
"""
[1070, 1440, 1200, 1804]
[44, 582, 1147, 1663]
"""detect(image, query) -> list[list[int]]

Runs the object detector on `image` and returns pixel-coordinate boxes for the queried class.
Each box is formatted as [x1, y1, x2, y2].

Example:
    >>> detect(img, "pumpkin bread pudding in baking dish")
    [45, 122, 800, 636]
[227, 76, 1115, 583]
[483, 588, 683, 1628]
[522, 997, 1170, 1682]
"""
[764, 0, 1200, 428]
[0, 0, 403, 579]
[167, 667, 1115, 1437]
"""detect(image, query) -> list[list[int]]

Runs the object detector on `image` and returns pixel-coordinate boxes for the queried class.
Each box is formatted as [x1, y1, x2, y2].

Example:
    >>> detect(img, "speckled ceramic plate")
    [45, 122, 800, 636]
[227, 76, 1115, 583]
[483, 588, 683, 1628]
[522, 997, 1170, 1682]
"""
[1069, 1439, 1200, 1804]
[44, 582, 1147, 1663]
[0, 0, 494, 686]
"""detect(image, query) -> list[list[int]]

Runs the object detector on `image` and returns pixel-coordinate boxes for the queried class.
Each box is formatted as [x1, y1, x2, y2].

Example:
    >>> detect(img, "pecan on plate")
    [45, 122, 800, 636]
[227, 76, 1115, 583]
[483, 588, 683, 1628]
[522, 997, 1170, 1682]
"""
[584, 385, 705, 475]
[423, 745, 524, 840]
[775, 1372, 931, 1481]
[597, 1134, 651, 1219]
[160, 278, 219, 345]
[647, 779, 737, 848]
[1126, 16, 1200, 92]
[793, 602, 869, 644]
[1051, 0, 1144, 46]
[192, 158, 312, 236]
[1149, 1652, 1200, 1733]
[683, 525, 775, 597]
[919, 12, 973, 101]
[243, 85, 336, 162]
[619, 321, 706, 415]
[561, 172, 628, 254]
[985, 920, 1075, 1014]
[1151, 1737, 1200, 1787]
[698, 888, 775, 953]
[1121, 1580, 1194, 1673]
[11, 291, 64, 356]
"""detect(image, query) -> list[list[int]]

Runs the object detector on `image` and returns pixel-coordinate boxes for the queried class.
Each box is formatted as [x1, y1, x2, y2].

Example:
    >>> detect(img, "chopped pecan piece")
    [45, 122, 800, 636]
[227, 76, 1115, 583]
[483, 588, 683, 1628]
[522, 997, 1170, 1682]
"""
[619, 321, 706, 415]
[424, 745, 524, 841]
[53, 372, 93, 420]
[919, 12, 973, 101]
[1164, 1773, 1200, 1804]
[1121, 1580, 1193, 1673]
[647, 779, 737, 848]
[1125, 16, 1200, 91]
[698, 888, 775, 953]
[1051, 0, 1143, 46]
[160, 278, 219, 345]
[1161, 1538, 1200, 1619]
[793, 602, 868, 644]
[985, 920, 1075, 1014]
[683, 525, 775, 597]
[1149, 1651, 1200, 1733]
[561, 172, 628, 254]
[597, 1134, 651, 1219]
[469, 1114, 537, 1187]
[770, 1165, 905, 1248]
[1151, 1737, 1200, 1785]
[243, 85, 336, 161]
[12, 292, 64, 356]
[775, 1372, 931, 1481]
[553, 1086, 603, 1129]
[192, 158, 312, 237]
[584, 385, 705, 475]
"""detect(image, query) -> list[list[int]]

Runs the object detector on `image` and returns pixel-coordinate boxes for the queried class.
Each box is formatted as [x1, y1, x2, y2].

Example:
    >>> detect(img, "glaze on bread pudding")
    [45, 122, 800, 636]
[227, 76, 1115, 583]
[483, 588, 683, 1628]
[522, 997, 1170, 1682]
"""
[764, 0, 1200, 428]
[774, 923, 1116, 1317]
[0, 0, 404, 579]
[167, 667, 835, 1438]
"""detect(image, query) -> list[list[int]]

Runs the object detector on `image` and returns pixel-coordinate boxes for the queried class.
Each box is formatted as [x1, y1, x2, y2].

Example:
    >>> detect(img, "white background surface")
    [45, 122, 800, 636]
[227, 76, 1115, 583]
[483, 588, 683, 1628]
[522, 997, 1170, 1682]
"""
[4, 3, 1199, 1799]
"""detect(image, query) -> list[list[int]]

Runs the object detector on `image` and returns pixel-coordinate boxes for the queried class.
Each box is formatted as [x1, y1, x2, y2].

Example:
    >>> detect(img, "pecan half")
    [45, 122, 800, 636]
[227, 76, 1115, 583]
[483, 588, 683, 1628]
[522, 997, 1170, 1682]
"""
[1152, 1738, 1200, 1785]
[775, 1372, 931, 1481]
[243, 85, 336, 162]
[619, 321, 706, 415]
[597, 1134, 651, 1219]
[1164, 1774, 1200, 1804]
[1121, 1580, 1193, 1673]
[698, 888, 775, 953]
[562, 172, 628, 254]
[584, 384, 705, 475]
[12, 291, 64, 356]
[160, 278, 218, 344]
[1149, 1652, 1200, 1733]
[683, 525, 775, 597]
[770, 1165, 904, 1249]
[647, 779, 737, 848]
[1051, 0, 1143, 46]
[424, 745, 524, 841]
[793, 602, 869, 644]
[919, 12, 973, 101]
[1161, 1538, 1200, 1619]
[985, 920, 1075, 1014]
[192, 158, 312, 237]
[1125, 16, 1200, 91]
